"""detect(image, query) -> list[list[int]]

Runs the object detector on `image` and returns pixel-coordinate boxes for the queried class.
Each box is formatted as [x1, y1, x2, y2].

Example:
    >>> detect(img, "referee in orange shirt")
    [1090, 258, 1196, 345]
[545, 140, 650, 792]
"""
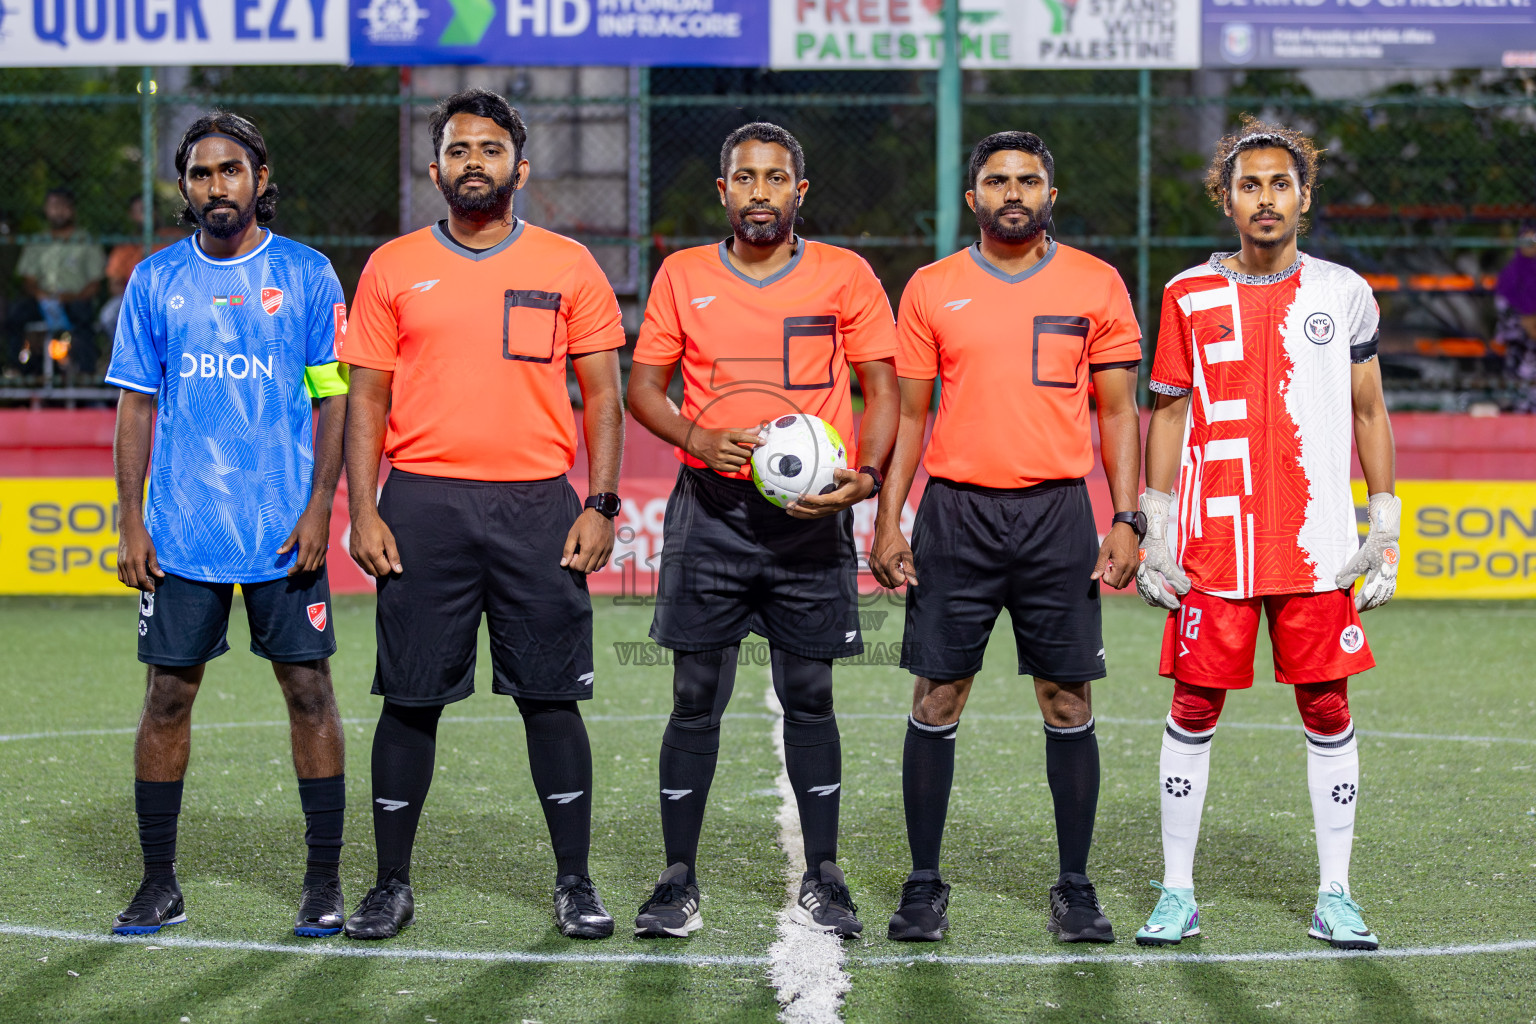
[872, 132, 1143, 944]
[339, 90, 626, 941]
[626, 123, 900, 940]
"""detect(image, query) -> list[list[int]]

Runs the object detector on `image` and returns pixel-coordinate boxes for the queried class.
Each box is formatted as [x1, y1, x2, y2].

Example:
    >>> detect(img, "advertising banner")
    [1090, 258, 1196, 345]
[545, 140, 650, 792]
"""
[350, 0, 768, 65]
[14, 477, 1533, 598]
[0, 0, 349, 66]
[772, 0, 1201, 70]
[0, 475, 922, 597]
[1204, 0, 1536, 69]
[1362, 480, 1536, 600]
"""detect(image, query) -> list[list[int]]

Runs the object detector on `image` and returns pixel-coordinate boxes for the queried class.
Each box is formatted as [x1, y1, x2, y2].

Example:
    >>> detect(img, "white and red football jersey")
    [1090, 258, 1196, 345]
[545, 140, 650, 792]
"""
[1150, 253, 1380, 598]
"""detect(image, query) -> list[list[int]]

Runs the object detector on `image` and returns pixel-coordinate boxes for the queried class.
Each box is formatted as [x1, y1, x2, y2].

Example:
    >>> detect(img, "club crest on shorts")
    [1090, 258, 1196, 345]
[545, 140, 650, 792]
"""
[1339, 624, 1364, 654]
[306, 602, 328, 632]
[261, 288, 284, 315]
[1305, 312, 1335, 345]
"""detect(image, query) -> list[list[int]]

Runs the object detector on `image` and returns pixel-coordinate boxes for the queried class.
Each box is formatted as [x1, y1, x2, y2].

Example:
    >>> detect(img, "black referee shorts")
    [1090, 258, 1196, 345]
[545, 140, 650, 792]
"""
[372, 470, 595, 707]
[649, 465, 863, 661]
[900, 476, 1105, 684]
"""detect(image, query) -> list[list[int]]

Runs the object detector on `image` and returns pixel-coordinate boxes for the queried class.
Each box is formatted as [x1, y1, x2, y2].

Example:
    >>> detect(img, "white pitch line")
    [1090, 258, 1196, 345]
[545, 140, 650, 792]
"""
[839, 715, 1536, 748]
[854, 938, 1536, 966]
[765, 683, 850, 1024]
[4, 715, 1532, 748]
[0, 713, 751, 744]
[4, 921, 1534, 969]
[0, 922, 767, 965]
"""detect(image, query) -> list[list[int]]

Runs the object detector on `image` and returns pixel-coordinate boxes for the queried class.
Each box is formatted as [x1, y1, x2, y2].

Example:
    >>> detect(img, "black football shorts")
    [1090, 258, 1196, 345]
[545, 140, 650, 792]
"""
[136, 569, 336, 667]
[900, 476, 1105, 683]
[649, 465, 863, 661]
[371, 469, 595, 707]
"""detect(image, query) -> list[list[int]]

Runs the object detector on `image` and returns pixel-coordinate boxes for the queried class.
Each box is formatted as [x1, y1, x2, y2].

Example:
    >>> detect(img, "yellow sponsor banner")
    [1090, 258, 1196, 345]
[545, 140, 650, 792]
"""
[2, 477, 1532, 598]
[0, 478, 125, 595]
[1353, 480, 1536, 599]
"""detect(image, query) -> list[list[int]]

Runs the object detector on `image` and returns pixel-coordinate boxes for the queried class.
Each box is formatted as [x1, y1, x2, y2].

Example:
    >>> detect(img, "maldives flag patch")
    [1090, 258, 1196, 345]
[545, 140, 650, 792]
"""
[306, 602, 327, 631]
[261, 288, 284, 315]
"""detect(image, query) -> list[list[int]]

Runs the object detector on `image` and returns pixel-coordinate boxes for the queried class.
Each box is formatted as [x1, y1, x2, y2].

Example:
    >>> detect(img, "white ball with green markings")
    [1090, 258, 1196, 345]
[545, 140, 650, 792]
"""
[750, 413, 847, 509]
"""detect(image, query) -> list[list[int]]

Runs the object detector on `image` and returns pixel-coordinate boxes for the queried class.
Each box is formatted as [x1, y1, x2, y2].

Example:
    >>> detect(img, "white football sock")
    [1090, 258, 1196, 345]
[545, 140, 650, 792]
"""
[1306, 721, 1359, 894]
[1159, 715, 1214, 891]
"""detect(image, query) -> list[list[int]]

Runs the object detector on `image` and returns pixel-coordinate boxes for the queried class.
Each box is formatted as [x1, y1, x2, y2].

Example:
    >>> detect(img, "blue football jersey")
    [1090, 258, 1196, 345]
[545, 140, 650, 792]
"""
[106, 230, 347, 584]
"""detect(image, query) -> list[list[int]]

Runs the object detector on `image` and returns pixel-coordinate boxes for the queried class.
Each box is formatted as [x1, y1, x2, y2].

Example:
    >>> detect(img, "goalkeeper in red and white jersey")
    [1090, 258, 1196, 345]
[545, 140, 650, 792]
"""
[1133, 117, 1399, 951]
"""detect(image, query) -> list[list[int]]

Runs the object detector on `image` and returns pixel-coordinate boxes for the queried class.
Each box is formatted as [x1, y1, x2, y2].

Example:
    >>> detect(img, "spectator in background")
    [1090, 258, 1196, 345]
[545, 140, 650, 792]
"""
[1495, 223, 1536, 411]
[5, 188, 106, 377]
[99, 194, 183, 349]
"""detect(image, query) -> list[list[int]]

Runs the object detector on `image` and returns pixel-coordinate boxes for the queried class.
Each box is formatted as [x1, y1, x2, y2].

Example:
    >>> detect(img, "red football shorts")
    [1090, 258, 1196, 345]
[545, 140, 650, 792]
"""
[1158, 588, 1374, 689]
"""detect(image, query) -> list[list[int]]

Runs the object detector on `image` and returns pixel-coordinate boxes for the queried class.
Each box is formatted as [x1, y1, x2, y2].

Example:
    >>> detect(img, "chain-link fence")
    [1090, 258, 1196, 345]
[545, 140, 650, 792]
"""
[3, 65, 1534, 410]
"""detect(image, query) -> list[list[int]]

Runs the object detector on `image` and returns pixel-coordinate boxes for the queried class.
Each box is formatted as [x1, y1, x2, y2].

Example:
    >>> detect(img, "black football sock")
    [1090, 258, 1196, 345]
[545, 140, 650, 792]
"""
[297, 774, 345, 887]
[784, 718, 841, 873]
[772, 648, 840, 874]
[659, 647, 738, 885]
[902, 716, 958, 878]
[1044, 718, 1100, 880]
[370, 701, 442, 887]
[134, 779, 184, 884]
[516, 698, 593, 880]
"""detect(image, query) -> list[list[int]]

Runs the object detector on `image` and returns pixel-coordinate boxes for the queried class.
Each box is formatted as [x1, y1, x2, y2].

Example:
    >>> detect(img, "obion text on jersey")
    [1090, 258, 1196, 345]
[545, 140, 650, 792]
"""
[179, 353, 274, 379]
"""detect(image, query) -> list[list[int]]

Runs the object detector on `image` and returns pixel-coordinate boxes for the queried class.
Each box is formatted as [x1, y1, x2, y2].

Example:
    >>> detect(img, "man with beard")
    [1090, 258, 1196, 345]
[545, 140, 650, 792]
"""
[870, 131, 1143, 943]
[106, 112, 351, 937]
[626, 122, 899, 939]
[339, 88, 626, 941]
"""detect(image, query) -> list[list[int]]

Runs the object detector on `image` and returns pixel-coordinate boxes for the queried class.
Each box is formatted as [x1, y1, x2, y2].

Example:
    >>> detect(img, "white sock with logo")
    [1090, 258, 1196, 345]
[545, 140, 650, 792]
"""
[1305, 722, 1359, 894]
[1159, 716, 1214, 891]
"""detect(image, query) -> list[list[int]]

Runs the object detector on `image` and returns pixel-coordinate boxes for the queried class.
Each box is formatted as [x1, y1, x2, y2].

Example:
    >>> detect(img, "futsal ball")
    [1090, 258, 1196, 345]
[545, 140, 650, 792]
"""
[750, 413, 847, 509]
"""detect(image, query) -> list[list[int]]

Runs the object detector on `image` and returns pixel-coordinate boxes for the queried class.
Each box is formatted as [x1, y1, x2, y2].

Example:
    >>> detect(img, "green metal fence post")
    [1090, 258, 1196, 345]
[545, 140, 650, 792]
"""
[1136, 68, 1152, 403]
[637, 67, 652, 309]
[140, 67, 155, 255]
[934, 0, 962, 262]
[1135, 74, 1151, 331]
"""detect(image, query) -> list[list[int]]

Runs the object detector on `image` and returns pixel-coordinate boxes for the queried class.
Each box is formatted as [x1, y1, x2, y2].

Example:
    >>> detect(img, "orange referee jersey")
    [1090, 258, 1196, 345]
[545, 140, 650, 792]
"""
[341, 220, 625, 482]
[897, 240, 1142, 489]
[633, 239, 898, 479]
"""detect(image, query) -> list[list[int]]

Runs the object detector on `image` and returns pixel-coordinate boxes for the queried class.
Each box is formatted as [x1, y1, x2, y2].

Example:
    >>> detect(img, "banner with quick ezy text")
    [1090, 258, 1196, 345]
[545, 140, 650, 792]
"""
[0, 0, 350, 65]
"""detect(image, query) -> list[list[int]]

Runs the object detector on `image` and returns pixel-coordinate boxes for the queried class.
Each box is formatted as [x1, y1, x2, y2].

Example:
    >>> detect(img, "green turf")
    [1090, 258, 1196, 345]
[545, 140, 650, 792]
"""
[1, 593, 1534, 1022]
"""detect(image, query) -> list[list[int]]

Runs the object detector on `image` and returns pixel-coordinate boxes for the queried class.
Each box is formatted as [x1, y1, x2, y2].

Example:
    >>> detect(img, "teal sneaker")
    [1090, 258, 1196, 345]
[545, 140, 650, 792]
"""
[1308, 883, 1379, 950]
[1134, 882, 1199, 946]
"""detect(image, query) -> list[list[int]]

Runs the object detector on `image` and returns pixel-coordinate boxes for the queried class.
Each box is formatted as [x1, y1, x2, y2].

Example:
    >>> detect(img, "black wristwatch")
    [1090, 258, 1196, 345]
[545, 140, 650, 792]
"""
[585, 492, 622, 519]
[1112, 510, 1147, 540]
[858, 465, 884, 497]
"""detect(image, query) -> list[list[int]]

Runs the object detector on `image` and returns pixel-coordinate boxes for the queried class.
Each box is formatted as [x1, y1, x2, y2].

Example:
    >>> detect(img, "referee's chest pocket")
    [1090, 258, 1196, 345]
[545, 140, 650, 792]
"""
[503, 290, 565, 363]
[1032, 315, 1089, 389]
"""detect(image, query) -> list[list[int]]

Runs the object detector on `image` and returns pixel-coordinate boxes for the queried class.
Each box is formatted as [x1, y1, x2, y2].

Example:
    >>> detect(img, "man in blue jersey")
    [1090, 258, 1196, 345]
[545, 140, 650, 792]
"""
[106, 112, 351, 938]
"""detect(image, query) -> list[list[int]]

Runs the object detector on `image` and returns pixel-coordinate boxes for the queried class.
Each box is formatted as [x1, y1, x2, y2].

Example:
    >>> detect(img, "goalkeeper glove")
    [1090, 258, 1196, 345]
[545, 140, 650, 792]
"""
[1135, 488, 1190, 611]
[1334, 492, 1401, 612]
